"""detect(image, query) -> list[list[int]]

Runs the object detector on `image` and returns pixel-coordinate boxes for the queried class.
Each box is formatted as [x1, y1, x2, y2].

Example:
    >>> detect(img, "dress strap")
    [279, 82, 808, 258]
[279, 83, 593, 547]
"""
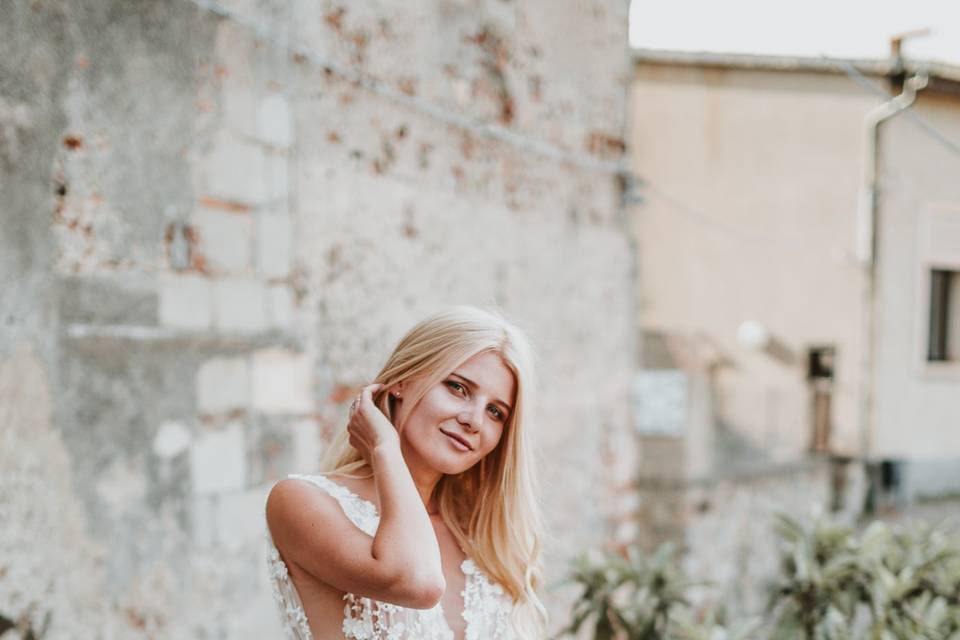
[288, 474, 380, 537]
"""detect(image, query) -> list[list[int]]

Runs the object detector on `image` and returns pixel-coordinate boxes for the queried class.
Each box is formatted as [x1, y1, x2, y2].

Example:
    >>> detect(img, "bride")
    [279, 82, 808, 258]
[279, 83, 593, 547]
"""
[265, 306, 547, 639]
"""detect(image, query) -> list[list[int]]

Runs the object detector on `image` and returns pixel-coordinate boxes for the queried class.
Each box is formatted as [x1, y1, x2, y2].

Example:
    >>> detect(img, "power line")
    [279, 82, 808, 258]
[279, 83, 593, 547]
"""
[820, 54, 960, 159]
[188, 0, 629, 176]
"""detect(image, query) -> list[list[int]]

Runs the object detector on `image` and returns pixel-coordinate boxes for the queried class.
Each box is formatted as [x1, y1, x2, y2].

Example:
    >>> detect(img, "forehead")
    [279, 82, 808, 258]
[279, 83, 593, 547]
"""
[452, 351, 516, 404]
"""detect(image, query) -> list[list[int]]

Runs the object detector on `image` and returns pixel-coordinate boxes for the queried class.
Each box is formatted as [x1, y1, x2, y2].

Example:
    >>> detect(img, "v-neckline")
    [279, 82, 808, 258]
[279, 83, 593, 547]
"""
[320, 475, 474, 640]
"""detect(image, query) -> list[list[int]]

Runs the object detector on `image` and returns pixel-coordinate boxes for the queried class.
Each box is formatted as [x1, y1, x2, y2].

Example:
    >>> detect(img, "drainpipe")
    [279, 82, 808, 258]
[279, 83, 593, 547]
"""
[855, 71, 928, 473]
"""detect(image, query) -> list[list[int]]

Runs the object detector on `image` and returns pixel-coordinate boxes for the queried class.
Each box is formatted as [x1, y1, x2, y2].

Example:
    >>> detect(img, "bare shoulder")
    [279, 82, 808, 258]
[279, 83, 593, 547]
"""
[265, 478, 341, 542]
[264, 475, 442, 609]
[266, 476, 364, 536]
[264, 476, 373, 580]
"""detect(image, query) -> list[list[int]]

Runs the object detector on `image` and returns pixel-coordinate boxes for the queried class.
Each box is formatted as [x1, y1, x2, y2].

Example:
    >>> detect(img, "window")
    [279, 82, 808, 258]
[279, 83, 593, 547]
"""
[807, 346, 836, 381]
[927, 269, 960, 362]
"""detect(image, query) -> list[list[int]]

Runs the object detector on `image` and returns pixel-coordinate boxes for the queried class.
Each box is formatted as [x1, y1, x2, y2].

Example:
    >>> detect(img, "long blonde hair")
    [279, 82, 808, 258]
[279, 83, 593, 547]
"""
[320, 306, 547, 637]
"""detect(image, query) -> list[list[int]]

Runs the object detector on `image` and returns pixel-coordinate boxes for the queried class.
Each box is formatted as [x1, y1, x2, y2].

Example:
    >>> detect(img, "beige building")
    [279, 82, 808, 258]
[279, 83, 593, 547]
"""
[628, 48, 960, 612]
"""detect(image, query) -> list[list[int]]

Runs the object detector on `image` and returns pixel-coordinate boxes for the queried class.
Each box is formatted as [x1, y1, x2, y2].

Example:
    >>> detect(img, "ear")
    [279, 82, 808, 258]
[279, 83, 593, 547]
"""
[388, 382, 404, 399]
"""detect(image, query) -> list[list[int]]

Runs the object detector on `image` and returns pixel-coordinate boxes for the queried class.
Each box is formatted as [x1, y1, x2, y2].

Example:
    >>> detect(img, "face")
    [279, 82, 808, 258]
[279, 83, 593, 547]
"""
[395, 350, 516, 476]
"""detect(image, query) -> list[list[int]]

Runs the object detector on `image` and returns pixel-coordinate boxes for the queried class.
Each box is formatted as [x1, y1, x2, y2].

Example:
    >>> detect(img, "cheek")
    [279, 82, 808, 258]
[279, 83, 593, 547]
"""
[479, 425, 506, 456]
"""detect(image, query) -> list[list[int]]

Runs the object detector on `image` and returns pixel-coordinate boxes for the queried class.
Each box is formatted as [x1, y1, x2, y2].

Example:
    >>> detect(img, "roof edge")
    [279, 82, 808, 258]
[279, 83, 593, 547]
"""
[631, 47, 960, 85]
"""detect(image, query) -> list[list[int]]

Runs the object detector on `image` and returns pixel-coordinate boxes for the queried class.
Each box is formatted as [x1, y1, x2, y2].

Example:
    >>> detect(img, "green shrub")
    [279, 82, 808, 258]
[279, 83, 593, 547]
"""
[556, 543, 760, 640]
[558, 516, 960, 640]
[769, 514, 960, 639]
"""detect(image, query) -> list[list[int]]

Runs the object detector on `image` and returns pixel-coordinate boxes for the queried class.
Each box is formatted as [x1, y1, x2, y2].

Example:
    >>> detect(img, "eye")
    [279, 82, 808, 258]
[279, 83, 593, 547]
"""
[444, 380, 466, 395]
[488, 405, 505, 421]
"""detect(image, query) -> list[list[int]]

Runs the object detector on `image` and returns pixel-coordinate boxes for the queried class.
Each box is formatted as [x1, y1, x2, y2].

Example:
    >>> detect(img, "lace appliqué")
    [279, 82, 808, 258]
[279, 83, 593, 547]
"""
[461, 559, 514, 640]
[341, 596, 452, 640]
[265, 474, 517, 639]
[266, 532, 312, 639]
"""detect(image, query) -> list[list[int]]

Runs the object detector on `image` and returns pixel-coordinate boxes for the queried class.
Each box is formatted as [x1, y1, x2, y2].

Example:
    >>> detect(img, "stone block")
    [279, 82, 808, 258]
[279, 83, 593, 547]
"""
[192, 207, 253, 273]
[206, 130, 266, 206]
[191, 494, 218, 547]
[158, 272, 213, 329]
[153, 420, 193, 460]
[255, 215, 292, 278]
[291, 418, 321, 472]
[266, 284, 294, 329]
[247, 415, 294, 485]
[225, 87, 257, 140]
[213, 277, 267, 333]
[252, 348, 312, 414]
[196, 357, 250, 415]
[217, 485, 270, 551]
[190, 421, 247, 494]
[264, 152, 289, 206]
[59, 274, 157, 325]
[257, 93, 292, 148]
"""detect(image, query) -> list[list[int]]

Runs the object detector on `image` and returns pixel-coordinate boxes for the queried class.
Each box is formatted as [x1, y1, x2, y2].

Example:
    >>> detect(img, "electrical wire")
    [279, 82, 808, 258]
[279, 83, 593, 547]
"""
[820, 53, 960, 160]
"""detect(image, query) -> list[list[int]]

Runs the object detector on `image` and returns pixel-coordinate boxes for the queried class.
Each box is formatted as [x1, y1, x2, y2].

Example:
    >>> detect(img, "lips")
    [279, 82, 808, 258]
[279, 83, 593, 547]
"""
[439, 428, 474, 451]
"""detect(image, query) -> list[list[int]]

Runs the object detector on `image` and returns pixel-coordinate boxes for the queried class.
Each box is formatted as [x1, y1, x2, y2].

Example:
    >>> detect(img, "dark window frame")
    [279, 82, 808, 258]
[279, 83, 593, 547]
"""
[927, 269, 955, 362]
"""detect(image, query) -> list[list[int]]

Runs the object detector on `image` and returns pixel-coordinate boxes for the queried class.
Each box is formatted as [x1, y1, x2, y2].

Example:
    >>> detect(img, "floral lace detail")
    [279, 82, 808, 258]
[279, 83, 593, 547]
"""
[460, 559, 514, 640]
[265, 474, 517, 639]
[341, 596, 452, 640]
[287, 474, 380, 536]
[266, 531, 312, 639]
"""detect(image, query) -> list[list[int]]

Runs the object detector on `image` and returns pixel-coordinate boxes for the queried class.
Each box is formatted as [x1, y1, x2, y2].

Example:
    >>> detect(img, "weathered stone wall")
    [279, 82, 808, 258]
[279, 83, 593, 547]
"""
[1, 0, 634, 637]
[635, 460, 838, 620]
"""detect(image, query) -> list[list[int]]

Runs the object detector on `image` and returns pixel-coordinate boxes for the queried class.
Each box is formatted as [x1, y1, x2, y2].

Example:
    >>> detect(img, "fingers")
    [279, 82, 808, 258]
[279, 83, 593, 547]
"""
[347, 384, 380, 460]
[360, 383, 383, 406]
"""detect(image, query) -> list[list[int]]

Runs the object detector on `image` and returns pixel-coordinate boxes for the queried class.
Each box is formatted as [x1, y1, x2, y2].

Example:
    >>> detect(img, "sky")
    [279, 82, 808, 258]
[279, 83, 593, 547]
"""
[629, 0, 960, 66]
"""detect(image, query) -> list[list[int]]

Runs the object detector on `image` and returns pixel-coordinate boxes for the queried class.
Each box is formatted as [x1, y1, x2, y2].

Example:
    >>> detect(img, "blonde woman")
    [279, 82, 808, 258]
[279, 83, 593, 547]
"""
[265, 306, 547, 639]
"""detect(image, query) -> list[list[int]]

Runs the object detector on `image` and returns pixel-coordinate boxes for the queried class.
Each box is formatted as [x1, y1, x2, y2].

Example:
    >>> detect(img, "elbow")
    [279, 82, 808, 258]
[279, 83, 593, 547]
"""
[406, 575, 446, 609]
[382, 567, 444, 609]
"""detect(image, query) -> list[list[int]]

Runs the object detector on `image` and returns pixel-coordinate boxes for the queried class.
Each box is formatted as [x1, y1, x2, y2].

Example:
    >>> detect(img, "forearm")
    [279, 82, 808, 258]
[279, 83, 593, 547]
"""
[368, 445, 444, 587]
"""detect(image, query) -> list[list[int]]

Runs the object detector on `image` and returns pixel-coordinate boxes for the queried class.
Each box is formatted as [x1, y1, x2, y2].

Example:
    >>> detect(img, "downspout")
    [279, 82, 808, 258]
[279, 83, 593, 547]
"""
[856, 72, 928, 470]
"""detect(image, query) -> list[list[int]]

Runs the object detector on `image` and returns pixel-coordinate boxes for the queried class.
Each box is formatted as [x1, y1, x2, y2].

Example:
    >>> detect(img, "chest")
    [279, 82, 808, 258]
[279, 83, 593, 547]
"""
[434, 519, 468, 639]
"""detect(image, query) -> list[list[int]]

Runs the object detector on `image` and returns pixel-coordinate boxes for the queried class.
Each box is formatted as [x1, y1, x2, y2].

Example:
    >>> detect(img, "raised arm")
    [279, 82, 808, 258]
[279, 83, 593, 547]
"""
[266, 384, 445, 609]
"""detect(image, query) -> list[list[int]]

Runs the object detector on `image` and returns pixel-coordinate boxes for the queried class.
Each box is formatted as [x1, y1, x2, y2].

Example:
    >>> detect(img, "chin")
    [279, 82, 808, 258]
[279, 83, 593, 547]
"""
[423, 446, 479, 476]
[433, 455, 477, 476]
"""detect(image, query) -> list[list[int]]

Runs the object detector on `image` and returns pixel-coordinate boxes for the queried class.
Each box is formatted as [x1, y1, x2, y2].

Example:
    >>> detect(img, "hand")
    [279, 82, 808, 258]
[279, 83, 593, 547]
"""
[347, 383, 400, 466]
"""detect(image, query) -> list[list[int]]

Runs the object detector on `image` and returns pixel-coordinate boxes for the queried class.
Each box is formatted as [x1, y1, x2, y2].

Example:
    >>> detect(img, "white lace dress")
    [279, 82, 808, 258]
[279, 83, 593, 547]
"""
[266, 474, 517, 640]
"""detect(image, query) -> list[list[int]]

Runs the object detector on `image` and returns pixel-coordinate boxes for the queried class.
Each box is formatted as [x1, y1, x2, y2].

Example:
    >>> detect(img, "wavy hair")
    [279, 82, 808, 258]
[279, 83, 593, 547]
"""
[319, 306, 547, 637]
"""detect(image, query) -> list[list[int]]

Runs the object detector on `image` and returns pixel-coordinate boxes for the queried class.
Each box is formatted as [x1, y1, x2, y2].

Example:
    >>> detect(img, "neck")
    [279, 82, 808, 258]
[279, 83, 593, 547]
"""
[400, 441, 443, 514]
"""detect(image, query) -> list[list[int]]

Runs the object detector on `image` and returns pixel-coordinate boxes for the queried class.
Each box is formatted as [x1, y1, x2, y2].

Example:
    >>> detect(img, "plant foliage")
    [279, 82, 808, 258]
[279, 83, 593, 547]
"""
[558, 516, 960, 640]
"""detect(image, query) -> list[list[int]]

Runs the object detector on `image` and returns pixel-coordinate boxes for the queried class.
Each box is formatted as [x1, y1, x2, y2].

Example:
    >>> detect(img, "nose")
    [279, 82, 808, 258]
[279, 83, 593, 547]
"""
[457, 400, 484, 432]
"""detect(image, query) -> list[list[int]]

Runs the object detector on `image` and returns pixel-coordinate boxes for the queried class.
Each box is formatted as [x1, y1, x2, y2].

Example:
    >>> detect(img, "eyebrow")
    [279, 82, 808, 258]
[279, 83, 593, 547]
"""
[450, 372, 513, 414]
